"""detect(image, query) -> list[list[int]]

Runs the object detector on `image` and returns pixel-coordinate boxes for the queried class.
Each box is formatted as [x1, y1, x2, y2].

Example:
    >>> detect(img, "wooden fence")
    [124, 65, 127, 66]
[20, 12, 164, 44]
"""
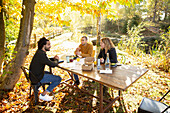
[30, 30, 62, 48]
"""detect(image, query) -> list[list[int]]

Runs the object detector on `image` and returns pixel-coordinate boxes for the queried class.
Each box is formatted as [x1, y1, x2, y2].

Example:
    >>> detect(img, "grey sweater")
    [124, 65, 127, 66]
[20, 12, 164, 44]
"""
[29, 49, 58, 84]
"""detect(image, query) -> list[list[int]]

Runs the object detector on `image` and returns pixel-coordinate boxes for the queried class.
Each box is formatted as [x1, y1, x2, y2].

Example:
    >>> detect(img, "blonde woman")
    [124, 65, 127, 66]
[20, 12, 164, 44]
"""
[98, 37, 118, 64]
[98, 37, 118, 96]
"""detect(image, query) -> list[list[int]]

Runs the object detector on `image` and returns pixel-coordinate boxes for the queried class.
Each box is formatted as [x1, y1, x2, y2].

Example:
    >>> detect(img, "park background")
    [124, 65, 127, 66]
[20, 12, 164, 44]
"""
[0, 0, 169, 112]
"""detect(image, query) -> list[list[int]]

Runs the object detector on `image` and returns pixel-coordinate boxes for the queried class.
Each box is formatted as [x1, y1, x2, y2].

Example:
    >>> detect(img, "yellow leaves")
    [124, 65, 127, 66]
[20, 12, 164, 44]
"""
[56, 17, 59, 21]
[86, 10, 91, 14]
[101, 8, 106, 14]
[107, 14, 113, 18]
[1, 99, 11, 111]
[93, 9, 97, 14]
[4, 103, 11, 110]
[1, 0, 21, 27]
[126, 0, 129, 3]
[102, 1, 106, 6]
[75, 2, 82, 6]
[3, 0, 9, 5]
[0, 6, 1, 13]
[34, 0, 142, 27]
[113, 0, 116, 3]
[135, 0, 139, 4]
[20, 91, 27, 96]
[81, 0, 87, 3]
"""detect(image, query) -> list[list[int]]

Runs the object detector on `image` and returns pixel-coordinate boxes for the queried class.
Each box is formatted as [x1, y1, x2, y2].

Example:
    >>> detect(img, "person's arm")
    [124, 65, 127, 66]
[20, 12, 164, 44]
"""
[74, 45, 81, 56]
[97, 49, 102, 59]
[41, 53, 58, 67]
[81, 53, 90, 57]
[97, 49, 105, 63]
[109, 48, 118, 63]
[49, 55, 59, 65]
[81, 44, 93, 57]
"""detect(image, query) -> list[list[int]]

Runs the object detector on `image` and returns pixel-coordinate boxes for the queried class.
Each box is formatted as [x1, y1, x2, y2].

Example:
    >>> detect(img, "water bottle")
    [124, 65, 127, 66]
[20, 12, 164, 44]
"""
[97, 58, 100, 71]
[105, 53, 110, 70]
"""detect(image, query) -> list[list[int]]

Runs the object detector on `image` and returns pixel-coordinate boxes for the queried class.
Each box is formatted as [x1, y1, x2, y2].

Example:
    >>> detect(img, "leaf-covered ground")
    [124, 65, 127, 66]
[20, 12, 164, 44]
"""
[0, 35, 169, 113]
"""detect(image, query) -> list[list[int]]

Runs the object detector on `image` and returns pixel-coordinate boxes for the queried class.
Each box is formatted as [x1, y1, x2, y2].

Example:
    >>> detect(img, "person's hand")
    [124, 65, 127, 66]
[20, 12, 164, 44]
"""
[76, 51, 81, 56]
[54, 55, 59, 60]
[100, 58, 104, 63]
[76, 47, 81, 52]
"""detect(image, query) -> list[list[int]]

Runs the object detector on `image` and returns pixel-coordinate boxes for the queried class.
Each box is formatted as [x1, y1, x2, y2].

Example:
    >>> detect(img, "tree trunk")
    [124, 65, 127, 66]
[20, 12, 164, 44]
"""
[153, 0, 157, 22]
[0, 0, 5, 75]
[157, 10, 161, 22]
[117, 19, 120, 32]
[164, 3, 168, 21]
[96, 14, 101, 57]
[0, 0, 35, 90]
[96, 15, 101, 46]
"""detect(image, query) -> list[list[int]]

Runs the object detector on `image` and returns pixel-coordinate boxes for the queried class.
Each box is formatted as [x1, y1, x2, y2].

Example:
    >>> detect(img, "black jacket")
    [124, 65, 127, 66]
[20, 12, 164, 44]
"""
[98, 48, 117, 63]
[29, 49, 58, 84]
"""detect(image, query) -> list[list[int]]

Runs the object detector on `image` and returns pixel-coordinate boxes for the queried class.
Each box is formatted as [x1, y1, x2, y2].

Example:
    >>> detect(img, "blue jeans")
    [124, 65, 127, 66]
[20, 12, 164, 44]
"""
[40, 71, 61, 92]
[73, 74, 79, 81]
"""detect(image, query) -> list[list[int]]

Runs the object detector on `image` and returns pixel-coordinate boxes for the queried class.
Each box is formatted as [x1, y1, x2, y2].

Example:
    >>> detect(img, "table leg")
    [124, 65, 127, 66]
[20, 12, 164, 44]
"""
[118, 90, 127, 113]
[118, 90, 122, 101]
[100, 84, 103, 113]
[103, 89, 121, 112]
[103, 95, 119, 112]
[67, 72, 74, 81]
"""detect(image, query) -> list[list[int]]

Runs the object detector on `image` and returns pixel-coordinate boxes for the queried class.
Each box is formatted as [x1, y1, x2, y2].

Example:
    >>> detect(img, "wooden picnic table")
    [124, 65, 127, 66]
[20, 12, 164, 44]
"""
[50, 58, 148, 113]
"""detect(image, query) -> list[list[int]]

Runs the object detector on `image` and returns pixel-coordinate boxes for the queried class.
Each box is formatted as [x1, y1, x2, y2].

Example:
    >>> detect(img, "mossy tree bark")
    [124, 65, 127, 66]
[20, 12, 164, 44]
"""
[0, 0, 35, 90]
[0, 0, 5, 75]
[96, 14, 101, 57]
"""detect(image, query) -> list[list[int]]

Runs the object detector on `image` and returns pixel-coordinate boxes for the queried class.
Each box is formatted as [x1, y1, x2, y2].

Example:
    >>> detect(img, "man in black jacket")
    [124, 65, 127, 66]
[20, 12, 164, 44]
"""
[29, 37, 61, 101]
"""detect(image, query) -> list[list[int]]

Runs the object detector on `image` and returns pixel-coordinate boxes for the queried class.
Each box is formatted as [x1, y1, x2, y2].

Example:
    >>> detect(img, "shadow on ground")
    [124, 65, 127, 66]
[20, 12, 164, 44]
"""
[22, 80, 127, 113]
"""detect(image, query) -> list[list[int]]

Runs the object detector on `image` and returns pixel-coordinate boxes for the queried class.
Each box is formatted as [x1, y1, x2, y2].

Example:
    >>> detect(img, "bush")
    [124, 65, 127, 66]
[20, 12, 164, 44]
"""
[118, 22, 170, 73]
[160, 23, 170, 32]
[122, 20, 128, 34]
[103, 19, 118, 33]
[140, 36, 163, 53]
[122, 15, 141, 34]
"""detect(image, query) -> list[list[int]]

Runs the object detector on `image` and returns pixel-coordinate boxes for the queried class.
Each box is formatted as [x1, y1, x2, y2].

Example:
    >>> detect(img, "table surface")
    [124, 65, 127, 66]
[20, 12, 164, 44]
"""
[58, 59, 148, 91]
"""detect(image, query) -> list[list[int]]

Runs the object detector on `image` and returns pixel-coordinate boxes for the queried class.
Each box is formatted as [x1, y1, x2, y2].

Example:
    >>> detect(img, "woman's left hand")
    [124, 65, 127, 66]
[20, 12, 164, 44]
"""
[100, 58, 104, 63]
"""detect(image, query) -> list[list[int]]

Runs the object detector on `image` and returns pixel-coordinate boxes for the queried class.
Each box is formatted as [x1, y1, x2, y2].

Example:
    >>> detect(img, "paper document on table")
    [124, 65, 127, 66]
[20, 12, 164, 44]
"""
[61, 63, 74, 68]
[79, 58, 85, 64]
[62, 62, 82, 70]
[100, 70, 112, 74]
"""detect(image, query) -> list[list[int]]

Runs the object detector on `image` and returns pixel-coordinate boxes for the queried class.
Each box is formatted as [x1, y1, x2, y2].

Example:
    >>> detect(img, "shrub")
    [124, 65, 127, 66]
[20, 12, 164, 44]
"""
[160, 23, 170, 32]
[118, 22, 170, 73]
[122, 15, 141, 34]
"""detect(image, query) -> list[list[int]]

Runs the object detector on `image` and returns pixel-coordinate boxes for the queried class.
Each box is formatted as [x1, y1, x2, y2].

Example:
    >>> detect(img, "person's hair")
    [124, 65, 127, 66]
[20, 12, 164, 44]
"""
[101, 37, 115, 54]
[82, 36, 87, 40]
[38, 37, 49, 49]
